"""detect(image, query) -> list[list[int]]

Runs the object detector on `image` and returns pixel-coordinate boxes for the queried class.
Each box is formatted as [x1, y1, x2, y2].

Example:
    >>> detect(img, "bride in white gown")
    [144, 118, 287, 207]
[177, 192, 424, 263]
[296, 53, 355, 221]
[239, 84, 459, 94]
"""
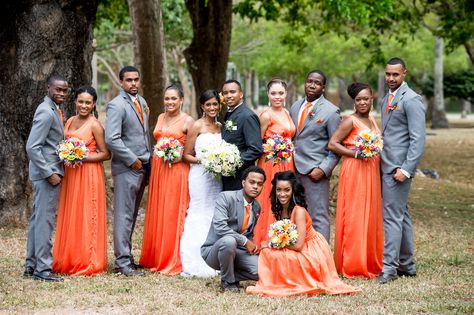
[181, 90, 222, 277]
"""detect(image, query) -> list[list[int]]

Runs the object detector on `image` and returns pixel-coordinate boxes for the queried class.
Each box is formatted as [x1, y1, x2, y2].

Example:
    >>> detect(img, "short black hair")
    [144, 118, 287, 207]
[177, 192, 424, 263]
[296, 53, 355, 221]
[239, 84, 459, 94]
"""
[74, 85, 97, 102]
[223, 79, 242, 91]
[119, 66, 140, 81]
[306, 69, 327, 85]
[387, 57, 406, 70]
[47, 74, 67, 85]
[242, 165, 266, 182]
[165, 84, 184, 98]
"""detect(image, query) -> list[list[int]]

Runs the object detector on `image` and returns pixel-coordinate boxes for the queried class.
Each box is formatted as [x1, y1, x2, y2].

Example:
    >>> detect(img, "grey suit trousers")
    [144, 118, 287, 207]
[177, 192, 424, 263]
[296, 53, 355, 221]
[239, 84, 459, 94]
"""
[382, 174, 416, 276]
[113, 168, 147, 269]
[25, 179, 61, 273]
[297, 174, 331, 242]
[202, 235, 258, 284]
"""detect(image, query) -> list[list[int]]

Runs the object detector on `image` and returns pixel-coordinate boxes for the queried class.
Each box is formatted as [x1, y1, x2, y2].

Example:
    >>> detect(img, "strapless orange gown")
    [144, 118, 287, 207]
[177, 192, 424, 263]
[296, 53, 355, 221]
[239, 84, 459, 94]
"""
[334, 115, 383, 278]
[139, 113, 190, 275]
[253, 109, 295, 246]
[247, 206, 361, 297]
[52, 117, 107, 275]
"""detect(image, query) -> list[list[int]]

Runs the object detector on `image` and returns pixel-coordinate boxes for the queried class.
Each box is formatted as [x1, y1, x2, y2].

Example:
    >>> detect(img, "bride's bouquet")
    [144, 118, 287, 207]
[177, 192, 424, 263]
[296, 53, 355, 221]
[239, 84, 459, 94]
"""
[262, 134, 294, 165]
[154, 137, 183, 167]
[57, 137, 89, 168]
[198, 140, 242, 179]
[267, 219, 298, 249]
[354, 130, 383, 160]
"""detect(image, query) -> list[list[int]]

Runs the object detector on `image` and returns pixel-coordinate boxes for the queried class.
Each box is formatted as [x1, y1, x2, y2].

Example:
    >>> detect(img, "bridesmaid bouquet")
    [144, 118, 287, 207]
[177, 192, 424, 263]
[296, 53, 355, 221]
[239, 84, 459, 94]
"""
[267, 219, 298, 249]
[154, 137, 183, 167]
[57, 137, 89, 168]
[262, 134, 294, 165]
[198, 140, 243, 179]
[354, 130, 383, 160]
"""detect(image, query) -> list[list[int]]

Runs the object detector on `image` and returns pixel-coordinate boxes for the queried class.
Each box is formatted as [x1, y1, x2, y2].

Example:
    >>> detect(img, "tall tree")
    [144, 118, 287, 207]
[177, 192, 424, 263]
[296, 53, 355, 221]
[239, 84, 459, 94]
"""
[127, 0, 167, 129]
[184, 0, 233, 109]
[0, 0, 99, 224]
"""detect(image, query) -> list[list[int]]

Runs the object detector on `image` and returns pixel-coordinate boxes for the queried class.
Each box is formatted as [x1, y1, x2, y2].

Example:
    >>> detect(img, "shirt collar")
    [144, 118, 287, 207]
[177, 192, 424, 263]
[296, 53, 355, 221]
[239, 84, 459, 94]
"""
[305, 95, 322, 106]
[128, 93, 139, 102]
[390, 82, 406, 97]
[227, 102, 243, 113]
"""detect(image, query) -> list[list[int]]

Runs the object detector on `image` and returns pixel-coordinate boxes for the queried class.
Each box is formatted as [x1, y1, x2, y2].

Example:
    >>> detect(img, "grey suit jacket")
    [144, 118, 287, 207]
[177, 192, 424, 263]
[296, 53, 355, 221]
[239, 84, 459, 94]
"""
[26, 96, 64, 181]
[201, 190, 261, 257]
[290, 96, 341, 176]
[105, 90, 152, 176]
[381, 83, 426, 176]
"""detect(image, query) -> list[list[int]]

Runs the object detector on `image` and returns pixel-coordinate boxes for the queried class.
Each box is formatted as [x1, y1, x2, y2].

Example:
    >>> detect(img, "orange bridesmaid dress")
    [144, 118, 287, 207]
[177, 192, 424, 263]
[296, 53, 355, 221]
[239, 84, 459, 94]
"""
[247, 206, 361, 297]
[253, 108, 295, 246]
[52, 117, 107, 275]
[139, 113, 190, 275]
[334, 115, 383, 278]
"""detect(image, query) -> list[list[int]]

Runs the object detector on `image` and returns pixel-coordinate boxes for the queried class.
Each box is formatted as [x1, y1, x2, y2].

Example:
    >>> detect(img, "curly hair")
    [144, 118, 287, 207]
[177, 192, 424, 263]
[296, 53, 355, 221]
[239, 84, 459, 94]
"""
[270, 171, 307, 220]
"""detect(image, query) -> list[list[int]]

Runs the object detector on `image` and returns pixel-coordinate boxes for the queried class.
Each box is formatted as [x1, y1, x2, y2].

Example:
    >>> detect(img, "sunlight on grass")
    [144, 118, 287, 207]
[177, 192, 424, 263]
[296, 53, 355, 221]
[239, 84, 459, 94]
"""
[0, 128, 473, 314]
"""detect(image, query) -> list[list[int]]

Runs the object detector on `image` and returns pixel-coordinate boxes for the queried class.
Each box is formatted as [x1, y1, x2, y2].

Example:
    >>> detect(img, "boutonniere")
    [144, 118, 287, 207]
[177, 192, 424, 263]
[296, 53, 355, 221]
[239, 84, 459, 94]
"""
[143, 104, 150, 116]
[308, 105, 317, 119]
[315, 118, 323, 124]
[224, 119, 237, 131]
[387, 103, 400, 113]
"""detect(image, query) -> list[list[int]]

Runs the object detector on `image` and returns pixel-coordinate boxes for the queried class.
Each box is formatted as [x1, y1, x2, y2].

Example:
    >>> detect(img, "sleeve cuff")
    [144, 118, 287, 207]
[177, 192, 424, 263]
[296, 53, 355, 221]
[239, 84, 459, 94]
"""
[400, 168, 411, 178]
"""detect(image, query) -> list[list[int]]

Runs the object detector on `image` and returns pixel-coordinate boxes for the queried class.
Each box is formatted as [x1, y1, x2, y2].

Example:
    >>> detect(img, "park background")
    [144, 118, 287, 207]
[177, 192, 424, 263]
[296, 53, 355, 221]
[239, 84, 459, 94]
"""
[0, 0, 473, 313]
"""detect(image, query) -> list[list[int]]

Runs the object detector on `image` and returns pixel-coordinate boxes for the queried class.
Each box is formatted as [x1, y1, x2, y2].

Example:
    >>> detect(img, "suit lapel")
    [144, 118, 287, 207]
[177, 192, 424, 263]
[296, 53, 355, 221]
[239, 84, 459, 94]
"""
[382, 84, 408, 135]
[300, 96, 323, 133]
[122, 91, 145, 130]
[236, 190, 245, 231]
[46, 97, 64, 133]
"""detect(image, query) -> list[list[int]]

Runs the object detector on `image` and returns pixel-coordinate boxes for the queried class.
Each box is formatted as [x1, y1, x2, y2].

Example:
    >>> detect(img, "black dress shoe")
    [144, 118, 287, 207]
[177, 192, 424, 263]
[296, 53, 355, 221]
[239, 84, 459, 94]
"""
[397, 270, 417, 277]
[115, 266, 145, 277]
[33, 271, 64, 282]
[23, 267, 34, 278]
[377, 273, 398, 284]
[220, 280, 240, 293]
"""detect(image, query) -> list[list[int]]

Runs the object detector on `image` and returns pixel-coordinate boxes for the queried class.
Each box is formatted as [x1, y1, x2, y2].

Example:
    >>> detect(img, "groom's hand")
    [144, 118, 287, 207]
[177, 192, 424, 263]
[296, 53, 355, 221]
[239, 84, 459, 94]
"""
[308, 167, 325, 182]
[245, 240, 258, 254]
[393, 168, 408, 182]
[130, 159, 143, 171]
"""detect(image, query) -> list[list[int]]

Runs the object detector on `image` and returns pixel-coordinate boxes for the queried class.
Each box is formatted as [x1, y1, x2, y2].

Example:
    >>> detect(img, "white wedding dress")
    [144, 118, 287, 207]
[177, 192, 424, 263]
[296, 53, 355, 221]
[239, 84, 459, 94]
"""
[180, 132, 222, 277]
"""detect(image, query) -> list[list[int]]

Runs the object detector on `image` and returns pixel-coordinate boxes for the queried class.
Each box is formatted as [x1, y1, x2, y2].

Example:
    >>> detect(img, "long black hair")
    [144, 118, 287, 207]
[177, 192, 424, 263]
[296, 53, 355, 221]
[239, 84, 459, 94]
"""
[270, 171, 307, 220]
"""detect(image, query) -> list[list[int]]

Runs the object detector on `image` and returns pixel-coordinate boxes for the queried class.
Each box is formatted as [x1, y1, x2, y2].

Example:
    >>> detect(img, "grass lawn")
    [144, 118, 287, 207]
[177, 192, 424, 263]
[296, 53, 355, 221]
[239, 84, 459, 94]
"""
[0, 128, 473, 314]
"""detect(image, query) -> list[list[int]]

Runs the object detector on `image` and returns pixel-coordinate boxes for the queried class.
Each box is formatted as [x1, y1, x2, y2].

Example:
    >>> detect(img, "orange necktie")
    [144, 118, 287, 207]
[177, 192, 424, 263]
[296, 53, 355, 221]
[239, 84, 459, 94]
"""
[298, 102, 313, 131]
[57, 108, 64, 127]
[240, 204, 251, 234]
[385, 94, 394, 114]
[133, 98, 144, 125]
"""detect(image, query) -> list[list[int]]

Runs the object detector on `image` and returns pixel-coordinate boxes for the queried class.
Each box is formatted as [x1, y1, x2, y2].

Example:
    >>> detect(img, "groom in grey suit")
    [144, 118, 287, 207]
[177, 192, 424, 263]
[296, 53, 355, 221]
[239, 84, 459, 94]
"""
[201, 166, 266, 292]
[105, 66, 151, 277]
[378, 57, 426, 284]
[290, 70, 340, 242]
[24, 75, 68, 282]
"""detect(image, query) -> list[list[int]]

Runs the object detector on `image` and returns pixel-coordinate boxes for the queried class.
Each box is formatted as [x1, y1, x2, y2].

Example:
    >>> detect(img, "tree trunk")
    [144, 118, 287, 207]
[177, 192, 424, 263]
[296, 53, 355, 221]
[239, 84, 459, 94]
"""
[0, 1, 98, 225]
[432, 36, 449, 129]
[184, 0, 233, 115]
[128, 0, 168, 130]
[244, 69, 252, 107]
[377, 70, 385, 113]
[253, 71, 260, 107]
[464, 42, 474, 66]
[286, 74, 297, 108]
[171, 48, 196, 118]
[461, 99, 472, 118]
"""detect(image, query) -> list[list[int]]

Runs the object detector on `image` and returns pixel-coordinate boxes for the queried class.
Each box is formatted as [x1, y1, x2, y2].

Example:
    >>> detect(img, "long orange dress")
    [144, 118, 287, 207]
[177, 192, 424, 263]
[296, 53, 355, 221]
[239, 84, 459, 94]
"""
[334, 115, 383, 278]
[52, 117, 107, 275]
[253, 109, 296, 246]
[139, 113, 190, 275]
[247, 206, 361, 297]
